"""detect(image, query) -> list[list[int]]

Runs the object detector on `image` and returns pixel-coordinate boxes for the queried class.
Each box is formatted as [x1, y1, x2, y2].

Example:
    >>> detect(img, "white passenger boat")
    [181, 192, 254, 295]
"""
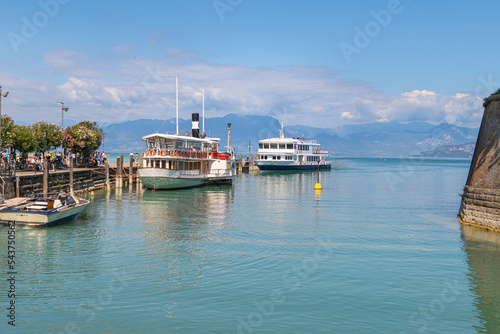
[0, 192, 89, 227]
[138, 113, 236, 190]
[255, 123, 331, 171]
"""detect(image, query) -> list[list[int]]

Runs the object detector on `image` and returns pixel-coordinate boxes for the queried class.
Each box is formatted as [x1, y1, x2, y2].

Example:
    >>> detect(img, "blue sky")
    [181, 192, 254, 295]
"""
[1, 0, 499, 128]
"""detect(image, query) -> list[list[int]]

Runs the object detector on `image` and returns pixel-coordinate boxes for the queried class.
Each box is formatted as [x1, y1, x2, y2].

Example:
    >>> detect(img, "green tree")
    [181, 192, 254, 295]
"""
[31, 121, 62, 153]
[63, 121, 103, 156]
[11, 125, 36, 158]
[0, 114, 15, 150]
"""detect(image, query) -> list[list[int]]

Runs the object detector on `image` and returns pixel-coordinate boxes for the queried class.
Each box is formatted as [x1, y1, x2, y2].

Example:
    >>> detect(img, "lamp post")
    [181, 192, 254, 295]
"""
[56, 101, 68, 157]
[0, 86, 9, 153]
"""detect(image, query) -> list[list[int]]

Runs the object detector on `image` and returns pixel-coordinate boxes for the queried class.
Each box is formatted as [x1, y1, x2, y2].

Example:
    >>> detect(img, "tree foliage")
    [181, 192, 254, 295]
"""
[11, 125, 35, 157]
[63, 121, 103, 156]
[0, 115, 15, 149]
[31, 121, 62, 153]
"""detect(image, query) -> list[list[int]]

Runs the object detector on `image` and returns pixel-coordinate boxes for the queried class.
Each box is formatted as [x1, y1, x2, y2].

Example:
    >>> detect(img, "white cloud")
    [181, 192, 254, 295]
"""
[0, 48, 486, 128]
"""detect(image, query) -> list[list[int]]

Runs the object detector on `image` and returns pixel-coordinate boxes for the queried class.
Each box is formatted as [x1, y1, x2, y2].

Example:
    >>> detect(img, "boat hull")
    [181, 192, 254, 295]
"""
[0, 200, 89, 227]
[256, 163, 332, 171]
[138, 168, 234, 190]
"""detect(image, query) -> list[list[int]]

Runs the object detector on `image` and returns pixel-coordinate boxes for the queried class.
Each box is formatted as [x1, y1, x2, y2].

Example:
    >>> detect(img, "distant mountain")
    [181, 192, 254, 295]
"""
[414, 142, 475, 158]
[100, 114, 479, 157]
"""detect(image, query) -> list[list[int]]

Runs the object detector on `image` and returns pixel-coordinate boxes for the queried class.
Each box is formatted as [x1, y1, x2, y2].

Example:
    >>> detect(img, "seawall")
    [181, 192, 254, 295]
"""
[458, 94, 500, 230]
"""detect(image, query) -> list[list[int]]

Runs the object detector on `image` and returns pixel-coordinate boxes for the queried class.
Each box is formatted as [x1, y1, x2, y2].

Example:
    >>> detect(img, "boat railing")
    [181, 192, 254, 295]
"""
[303, 139, 317, 144]
[178, 170, 202, 176]
[210, 169, 234, 177]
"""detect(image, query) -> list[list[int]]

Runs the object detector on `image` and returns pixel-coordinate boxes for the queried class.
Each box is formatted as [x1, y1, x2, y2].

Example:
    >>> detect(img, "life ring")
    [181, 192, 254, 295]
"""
[149, 149, 156, 156]
[174, 150, 179, 157]
[144, 150, 149, 157]
[160, 149, 167, 156]
[169, 150, 174, 156]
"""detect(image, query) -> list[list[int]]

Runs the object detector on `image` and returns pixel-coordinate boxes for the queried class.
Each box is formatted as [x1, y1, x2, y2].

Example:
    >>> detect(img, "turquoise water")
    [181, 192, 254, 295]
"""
[1, 157, 499, 333]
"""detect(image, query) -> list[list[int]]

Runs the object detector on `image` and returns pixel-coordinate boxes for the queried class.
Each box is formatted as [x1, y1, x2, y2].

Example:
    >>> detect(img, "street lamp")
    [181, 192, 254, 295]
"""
[56, 101, 68, 156]
[0, 86, 9, 153]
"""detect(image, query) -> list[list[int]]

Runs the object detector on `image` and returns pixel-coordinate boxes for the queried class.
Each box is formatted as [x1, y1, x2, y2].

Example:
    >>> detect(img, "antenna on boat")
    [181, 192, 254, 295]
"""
[176, 76, 179, 135]
[279, 121, 284, 139]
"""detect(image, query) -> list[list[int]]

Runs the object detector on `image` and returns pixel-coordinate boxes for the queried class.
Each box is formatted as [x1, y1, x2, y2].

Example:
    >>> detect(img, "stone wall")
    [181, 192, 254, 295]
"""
[459, 94, 500, 230]
[459, 187, 500, 230]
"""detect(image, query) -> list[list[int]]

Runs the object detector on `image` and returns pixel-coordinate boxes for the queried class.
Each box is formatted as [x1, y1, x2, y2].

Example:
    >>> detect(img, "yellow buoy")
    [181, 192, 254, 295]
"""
[314, 182, 322, 190]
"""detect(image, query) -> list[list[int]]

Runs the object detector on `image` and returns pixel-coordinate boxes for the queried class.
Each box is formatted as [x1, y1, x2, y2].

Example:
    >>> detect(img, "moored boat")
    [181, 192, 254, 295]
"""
[0, 192, 89, 227]
[255, 122, 331, 171]
[138, 113, 236, 190]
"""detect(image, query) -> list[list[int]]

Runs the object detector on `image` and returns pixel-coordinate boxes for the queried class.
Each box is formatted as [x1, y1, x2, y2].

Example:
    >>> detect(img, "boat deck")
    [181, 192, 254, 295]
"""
[0, 197, 28, 210]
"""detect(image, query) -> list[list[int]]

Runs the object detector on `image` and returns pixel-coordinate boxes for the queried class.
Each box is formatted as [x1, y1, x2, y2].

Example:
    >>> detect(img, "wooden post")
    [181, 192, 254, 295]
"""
[15, 176, 19, 198]
[116, 155, 123, 188]
[105, 159, 110, 190]
[129, 154, 134, 185]
[249, 154, 254, 172]
[43, 159, 48, 193]
[69, 158, 74, 195]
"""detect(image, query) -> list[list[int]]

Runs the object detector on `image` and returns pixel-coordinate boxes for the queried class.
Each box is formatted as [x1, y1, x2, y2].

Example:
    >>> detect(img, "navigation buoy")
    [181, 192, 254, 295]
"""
[314, 182, 322, 190]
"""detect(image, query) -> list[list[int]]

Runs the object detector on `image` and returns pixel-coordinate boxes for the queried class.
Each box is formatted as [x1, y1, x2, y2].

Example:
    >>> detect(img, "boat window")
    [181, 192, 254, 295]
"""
[174, 141, 185, 149]
[287, 144, 293, 149]
[259, 143, 263, 149]
[263, 143, 269, 149]
[270, 143, 277, 149]
[279, 143, 285, 149]
[277, 156, 281, 160]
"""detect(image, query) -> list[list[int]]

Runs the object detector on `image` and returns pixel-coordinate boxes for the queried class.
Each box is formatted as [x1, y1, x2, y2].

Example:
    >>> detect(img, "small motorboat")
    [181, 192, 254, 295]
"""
[0, 192, 89, 227]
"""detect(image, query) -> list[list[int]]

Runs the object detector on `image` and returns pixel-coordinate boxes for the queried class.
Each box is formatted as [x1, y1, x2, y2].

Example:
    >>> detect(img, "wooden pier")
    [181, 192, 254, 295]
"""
[235, 154, 259, 173]
[1, 155, 141, 200]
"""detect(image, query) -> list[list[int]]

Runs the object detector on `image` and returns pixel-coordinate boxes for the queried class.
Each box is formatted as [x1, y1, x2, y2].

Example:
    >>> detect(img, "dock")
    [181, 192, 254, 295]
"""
[1, 155, 140, 200]
[235, 154, 259, 173]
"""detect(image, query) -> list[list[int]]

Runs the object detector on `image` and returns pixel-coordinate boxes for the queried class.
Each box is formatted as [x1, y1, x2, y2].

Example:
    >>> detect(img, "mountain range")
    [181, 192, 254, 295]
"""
[100, 114, 479, 157]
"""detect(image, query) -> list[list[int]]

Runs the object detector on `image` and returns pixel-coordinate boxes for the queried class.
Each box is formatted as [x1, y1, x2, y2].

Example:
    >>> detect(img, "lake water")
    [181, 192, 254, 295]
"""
[1, 157, 499, 333]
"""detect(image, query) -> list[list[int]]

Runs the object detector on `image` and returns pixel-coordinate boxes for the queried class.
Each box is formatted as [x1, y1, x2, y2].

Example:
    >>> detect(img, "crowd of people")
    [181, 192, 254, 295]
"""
[0, 151, 108, 172]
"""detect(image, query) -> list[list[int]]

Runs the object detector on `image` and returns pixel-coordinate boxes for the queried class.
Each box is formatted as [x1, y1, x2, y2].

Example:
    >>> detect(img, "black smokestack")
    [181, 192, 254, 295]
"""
[192, 113, 200, 138]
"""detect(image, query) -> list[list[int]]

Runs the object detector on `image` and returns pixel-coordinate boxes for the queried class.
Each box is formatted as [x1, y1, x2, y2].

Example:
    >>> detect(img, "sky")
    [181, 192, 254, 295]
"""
[1, 0, 499, 129]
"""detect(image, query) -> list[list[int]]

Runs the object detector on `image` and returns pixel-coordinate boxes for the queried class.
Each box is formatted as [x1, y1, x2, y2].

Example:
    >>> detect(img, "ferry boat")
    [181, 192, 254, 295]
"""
[0, 192, 89, 227]
[255, 123, 331, 171]
[138, 113, 236, 190]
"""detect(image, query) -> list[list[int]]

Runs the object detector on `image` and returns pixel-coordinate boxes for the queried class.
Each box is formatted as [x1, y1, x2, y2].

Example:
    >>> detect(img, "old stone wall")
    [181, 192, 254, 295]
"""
[459, 94, 500, 230]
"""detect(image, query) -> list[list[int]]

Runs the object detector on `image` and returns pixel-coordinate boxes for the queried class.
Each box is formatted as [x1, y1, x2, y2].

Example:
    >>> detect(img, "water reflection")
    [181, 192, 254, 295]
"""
[461, 225, 500, 332]
[139, 185, 234, 245]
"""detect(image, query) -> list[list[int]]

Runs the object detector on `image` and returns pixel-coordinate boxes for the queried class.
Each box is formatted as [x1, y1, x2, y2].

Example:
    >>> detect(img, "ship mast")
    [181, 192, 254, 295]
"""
[202, 88, 205, 133]
[176, 76, 179, 134]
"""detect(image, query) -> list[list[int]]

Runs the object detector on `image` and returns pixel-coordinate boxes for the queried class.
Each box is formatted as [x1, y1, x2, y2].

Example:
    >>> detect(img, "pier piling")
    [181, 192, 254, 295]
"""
[129, 154, 134, 185]
[43, 159, 48, 193]
[116, 155, 123, 188]
[69, 158, 74, 195]
[105, 160, 110, 190]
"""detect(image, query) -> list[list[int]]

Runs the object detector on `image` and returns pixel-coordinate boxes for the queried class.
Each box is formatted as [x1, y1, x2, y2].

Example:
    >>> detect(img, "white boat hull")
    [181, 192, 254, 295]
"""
[138, 168, 234, 190]
[0, 200, 89, 227]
